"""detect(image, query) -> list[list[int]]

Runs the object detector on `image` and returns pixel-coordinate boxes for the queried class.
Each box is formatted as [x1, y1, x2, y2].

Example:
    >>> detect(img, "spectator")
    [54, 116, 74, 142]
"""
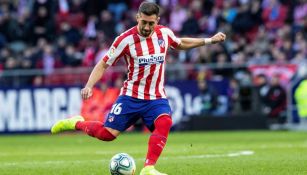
[84, 15, 97, 38]
[293, 0, 307, 28]
[194, 46, 212, 64]
[21, 47, 36, 69]
[263, 74, 287, 123]
[293, 31, 306, 54]
[291, 51, 307, 66]
[227, 78, 240, 114]
[2, 56, 19, 87]
[59, 22, 82, 46]
[61, 44, 82, 66]
[30, 6, 55, 43]
[247, 50, 270, 65]
[262, 0, 288, 31]
[95, 42, 109, 64]
[0, 3, 12, 43]
[96, 10, 116, 40]
[213, 53, 233, 77]
[82, 37, 97, 67]
[70, 0, 85, 14]
[83, 0, 106, 18]
[169, 4, 187, 33]
[0, 47, 11, 66]
[180, 10, 200, 36]
[250, 0, 263, 26]
[291, 51, 307, 77]
[254, 74, 270, 111]
[206, 7, 222, 34]
[107, 0, 127, 22]
[197, 80, 218, 115]
[19, 58, 34, 86]
[32, 0, 54, 18]
[41, 44, 56, 74]
[57, 0, 70, 16]
[232, 3, 254, 35]
[6, 10, 31, 42]
[222, 0, 237, 24]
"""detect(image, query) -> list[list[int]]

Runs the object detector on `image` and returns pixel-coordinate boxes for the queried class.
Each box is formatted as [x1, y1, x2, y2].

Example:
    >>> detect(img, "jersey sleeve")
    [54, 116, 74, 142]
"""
[102, 36, 128, 66]
[164, 27, 181, 49]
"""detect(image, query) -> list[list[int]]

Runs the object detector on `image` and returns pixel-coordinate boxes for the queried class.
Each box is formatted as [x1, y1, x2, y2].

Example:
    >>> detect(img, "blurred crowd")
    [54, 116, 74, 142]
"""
[0, 0, 305, 123]
[0, 0, 306, 87]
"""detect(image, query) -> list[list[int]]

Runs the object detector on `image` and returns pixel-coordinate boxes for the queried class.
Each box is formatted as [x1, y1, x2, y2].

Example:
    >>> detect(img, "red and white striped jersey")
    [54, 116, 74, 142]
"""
[103, 25, 181, 100]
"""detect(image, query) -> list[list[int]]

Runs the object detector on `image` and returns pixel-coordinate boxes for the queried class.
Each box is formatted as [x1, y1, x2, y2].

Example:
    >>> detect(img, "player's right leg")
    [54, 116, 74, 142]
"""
[51, 115, 119, 141]
[75, 120, 119, 141]
[51, 115, 84, 134]
[51, 95, 138, 141]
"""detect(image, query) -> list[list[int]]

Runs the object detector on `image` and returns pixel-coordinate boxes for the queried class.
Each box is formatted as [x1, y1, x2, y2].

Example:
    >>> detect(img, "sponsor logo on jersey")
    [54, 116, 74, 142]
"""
[138, 53, 165, 66]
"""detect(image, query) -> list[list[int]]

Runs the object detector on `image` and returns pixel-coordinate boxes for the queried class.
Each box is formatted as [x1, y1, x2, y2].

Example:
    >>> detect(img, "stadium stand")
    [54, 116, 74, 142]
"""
[0, 0, 306, 127]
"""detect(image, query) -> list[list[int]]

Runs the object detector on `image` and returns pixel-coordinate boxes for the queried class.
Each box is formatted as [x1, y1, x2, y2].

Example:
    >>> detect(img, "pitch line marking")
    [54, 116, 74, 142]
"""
[0, 150, 254, 167]
[162, 150, 254, 160]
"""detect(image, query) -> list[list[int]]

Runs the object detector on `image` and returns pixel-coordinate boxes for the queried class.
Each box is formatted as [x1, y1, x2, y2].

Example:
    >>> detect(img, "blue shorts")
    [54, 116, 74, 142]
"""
[104, 95, 172, 132]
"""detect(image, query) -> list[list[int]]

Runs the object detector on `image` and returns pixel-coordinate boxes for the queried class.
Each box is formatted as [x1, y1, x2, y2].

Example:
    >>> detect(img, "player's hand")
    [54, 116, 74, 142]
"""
[81, 87, 93, 99]
[211, 32, 226, 44]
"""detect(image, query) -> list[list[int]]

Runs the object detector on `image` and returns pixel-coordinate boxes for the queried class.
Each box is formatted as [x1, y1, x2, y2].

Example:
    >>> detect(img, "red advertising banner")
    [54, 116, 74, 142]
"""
[248, 64, 298, 87]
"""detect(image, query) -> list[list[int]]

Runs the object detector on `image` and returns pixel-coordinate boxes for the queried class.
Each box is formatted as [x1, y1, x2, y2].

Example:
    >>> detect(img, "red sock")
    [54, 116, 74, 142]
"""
[145, 115, 172, 166]
[75, 121, 116, 141]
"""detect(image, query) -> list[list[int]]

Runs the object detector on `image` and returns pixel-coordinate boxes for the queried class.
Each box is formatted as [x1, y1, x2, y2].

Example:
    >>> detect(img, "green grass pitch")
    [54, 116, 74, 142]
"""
[0, 131, 306, 175]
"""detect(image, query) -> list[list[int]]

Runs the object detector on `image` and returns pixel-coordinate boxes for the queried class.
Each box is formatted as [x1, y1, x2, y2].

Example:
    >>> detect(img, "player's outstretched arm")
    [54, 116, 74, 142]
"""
[81, 60, 109, 99]
[176, 32, 226, 50]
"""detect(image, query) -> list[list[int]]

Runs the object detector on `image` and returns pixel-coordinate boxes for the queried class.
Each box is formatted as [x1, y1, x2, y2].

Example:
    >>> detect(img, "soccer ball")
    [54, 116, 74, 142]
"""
[109, 153, 136, 175]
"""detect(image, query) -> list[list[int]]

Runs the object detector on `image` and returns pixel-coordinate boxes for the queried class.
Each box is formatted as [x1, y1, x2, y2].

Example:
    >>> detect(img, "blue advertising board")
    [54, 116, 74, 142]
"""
[0, 79, 229, 133]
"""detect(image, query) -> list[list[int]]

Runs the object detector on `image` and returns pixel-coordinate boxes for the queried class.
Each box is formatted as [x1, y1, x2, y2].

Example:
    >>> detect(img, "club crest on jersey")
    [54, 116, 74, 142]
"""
[138, 53, 165, 66]
[108, 116, 114, 122]
[158, 39, 165, 48]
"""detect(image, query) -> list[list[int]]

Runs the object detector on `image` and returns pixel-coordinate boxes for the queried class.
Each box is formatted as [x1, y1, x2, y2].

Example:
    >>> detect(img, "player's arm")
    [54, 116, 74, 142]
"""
[81, 60, 109, 99]
[176, 32, 226, 50]
[81, 34, 128, 99]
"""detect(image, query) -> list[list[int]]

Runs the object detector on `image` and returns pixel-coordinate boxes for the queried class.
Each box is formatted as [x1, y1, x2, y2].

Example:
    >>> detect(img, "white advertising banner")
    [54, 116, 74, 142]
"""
[0, 87, 81, 132]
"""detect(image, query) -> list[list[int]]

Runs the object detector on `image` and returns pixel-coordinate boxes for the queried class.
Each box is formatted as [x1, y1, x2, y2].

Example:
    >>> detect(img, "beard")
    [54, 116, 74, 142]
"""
[141, 29, 151, 37]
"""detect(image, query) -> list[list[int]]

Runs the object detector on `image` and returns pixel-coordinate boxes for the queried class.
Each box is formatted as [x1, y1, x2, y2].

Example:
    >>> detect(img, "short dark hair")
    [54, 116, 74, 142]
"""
[138, 2, 160, 16]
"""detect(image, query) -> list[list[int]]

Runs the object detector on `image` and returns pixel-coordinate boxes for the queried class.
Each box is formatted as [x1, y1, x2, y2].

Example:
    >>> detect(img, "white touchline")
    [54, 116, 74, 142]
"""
[161, 150, 254, 160]
[0, 150, 254, 167]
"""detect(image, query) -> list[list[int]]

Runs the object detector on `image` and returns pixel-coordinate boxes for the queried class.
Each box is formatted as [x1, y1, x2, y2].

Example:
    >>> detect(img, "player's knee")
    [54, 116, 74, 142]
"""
[155, 115, 172, 130]
[163, 116, 173, 129]
[95, 127, 117, 142]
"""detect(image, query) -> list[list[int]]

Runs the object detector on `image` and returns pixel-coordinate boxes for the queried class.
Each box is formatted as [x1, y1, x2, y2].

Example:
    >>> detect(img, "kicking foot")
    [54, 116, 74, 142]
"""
[140, 166, 167, 175]
[51, 115, 84, 134]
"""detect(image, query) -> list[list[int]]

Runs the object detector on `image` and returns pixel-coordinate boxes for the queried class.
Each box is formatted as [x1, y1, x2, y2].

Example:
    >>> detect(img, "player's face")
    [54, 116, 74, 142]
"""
[136, 13, 159, 37]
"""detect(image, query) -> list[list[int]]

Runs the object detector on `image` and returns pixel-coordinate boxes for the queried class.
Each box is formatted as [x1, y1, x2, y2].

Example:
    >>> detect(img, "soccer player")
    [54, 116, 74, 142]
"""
[51, 2, 226, 175]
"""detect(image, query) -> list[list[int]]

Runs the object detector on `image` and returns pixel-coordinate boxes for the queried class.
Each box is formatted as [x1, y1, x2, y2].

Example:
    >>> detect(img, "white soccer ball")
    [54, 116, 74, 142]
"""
[109, 153, 136, 175]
